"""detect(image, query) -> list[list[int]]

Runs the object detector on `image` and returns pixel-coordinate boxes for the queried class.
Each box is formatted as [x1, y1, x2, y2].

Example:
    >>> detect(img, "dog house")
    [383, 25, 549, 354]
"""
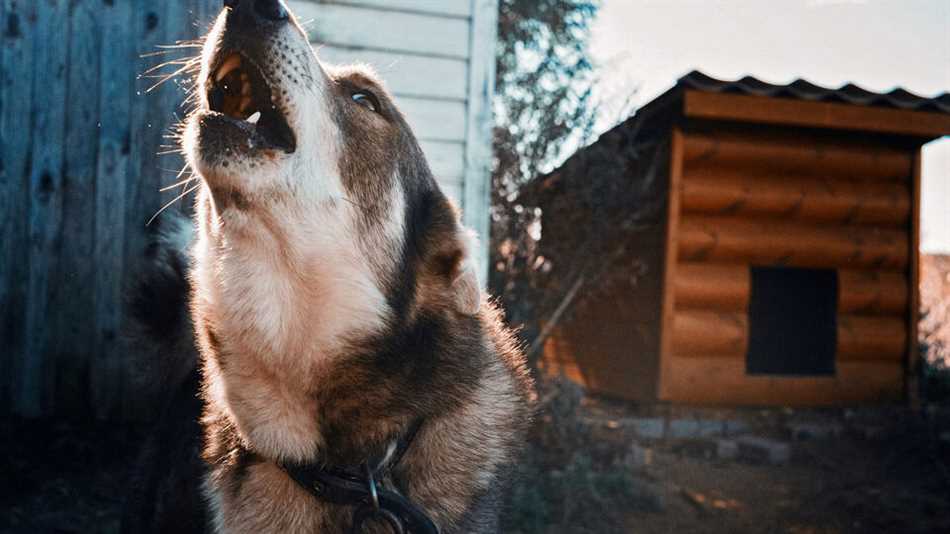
[531, 71, 950, 406]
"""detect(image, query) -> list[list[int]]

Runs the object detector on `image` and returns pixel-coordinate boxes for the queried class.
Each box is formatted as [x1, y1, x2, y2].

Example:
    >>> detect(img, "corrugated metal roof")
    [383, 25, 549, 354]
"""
[678, 70, 950, 114]
[524, 70, 949, 200]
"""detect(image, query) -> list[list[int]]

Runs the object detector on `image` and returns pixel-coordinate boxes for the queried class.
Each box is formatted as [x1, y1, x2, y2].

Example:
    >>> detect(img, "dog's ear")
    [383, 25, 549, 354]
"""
[417, 199, 482, 316]
[424, 226, 480, 316]
[444, 228, 481, 315]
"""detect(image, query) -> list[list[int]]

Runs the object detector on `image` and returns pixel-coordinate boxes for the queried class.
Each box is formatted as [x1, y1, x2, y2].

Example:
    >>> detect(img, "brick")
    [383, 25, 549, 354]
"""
[859, 425, 886, 440]
[698, 419, 725, 437]
[716, 439, 739, 460]
[737, 436, 791, 465]
[788, 422, 842, 441]
[669, 419, 700, 439]
[627, 443, 653, 470]
[628, 417, 665, 439]
[723, 420, 750, 436]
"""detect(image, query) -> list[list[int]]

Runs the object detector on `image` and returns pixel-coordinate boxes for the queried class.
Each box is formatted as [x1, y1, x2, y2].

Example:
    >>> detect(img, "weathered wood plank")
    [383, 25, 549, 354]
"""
[195, 0, 220, 34]
[293, 2, 471, 59]
[0, 0, 4, 412]
[125, 0, 203, 419]
[16, 0, 70, 417]
[399, 96, 467, 142]
[122, 0, 178, 418]
[461, 0, 498, 284]
[91, 0, 135, 419]
[316, 45, 468, 100]
[315, 0, 472, 17]
[0, 0, 33, 414]
[419, 140, 464, 183]
[440, 181, 463, 207]
[54, 0, 102, 413]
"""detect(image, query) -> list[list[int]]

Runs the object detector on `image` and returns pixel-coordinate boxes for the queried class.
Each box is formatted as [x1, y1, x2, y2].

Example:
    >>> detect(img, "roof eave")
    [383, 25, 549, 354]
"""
[682, 89, 950, 141]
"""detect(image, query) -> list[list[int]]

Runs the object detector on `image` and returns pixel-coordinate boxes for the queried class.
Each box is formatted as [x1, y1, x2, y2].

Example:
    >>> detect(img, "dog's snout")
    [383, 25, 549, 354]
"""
[253, 0, 288, 21]
[224, 0, 289, 23]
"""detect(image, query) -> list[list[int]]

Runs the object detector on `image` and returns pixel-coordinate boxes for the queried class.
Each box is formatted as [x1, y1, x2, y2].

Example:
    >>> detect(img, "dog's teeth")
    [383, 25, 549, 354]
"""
[246, 111, 261, 125]
[215, 54, 242, 82]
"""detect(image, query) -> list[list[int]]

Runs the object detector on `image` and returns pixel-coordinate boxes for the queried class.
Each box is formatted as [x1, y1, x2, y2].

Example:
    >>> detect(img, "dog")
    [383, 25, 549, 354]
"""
[122, 0, 534, 532]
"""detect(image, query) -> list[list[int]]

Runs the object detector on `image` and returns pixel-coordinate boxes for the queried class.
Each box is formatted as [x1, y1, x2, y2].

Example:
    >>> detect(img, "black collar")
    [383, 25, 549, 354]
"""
[280, 419, 439, 534]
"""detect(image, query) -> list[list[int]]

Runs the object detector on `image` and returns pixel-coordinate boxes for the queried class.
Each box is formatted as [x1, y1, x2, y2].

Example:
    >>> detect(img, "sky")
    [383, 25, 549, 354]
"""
[588, 0, 950, 252]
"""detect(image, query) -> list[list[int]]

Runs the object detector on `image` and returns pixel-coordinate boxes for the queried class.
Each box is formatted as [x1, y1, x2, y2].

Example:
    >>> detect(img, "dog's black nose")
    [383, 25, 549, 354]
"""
[224, 0, 288, 22]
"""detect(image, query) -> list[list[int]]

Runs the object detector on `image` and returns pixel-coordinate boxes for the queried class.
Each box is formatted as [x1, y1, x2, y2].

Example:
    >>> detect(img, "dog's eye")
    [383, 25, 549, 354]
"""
[351, 91, 379, 113]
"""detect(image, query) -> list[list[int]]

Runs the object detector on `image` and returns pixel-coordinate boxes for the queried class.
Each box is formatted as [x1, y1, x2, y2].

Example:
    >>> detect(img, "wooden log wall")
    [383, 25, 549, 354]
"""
[1, 0, 218, 419]
[663, 129, 912, 405]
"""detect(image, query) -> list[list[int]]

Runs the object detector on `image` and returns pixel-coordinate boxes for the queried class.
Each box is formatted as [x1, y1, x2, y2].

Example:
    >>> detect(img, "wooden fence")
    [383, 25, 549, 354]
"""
[1, 0, 217, 419]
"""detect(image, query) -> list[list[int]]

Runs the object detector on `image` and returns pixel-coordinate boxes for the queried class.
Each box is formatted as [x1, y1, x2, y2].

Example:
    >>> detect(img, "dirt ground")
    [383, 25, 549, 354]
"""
[0, 418, 141, 533]
[584, 400, 950, 534]
[1, 400, 948, 534]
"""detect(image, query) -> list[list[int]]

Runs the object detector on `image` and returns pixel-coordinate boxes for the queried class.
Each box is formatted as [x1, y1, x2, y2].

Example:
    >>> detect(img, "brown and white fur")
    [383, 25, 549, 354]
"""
[126, 1, 534, 533]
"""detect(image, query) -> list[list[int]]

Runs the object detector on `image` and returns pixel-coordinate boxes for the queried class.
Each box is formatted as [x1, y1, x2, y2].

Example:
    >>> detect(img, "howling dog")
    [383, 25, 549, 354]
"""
[123, 0, 534, 533]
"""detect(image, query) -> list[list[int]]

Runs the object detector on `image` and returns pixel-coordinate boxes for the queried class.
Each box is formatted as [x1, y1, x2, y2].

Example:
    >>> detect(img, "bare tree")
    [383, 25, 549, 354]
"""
[490, 0, 600, 342]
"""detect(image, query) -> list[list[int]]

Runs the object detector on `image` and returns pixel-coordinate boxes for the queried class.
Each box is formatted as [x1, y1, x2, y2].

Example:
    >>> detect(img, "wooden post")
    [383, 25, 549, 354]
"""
[908, 149, 922, 408]
[657, 129, 684, 400]
[462, 0, 499, 286]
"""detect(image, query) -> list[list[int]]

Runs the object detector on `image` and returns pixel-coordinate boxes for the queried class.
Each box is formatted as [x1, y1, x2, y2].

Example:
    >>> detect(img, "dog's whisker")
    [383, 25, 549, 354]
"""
[158, 164, 193, 189]
[147, 183, 201, 226]
[145, 62, 199, 93]
[141, 50, 178, 58]
[141, 58, 197, 75]
[140, 65, 201, 81]
[159, 166, 189, 174]
[160, 176, 198, 192]
[156, 43, 203, 50]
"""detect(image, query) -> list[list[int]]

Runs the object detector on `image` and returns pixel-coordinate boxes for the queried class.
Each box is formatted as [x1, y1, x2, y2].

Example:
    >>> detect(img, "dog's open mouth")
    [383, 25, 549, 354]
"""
[206, 52, 296, 154]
